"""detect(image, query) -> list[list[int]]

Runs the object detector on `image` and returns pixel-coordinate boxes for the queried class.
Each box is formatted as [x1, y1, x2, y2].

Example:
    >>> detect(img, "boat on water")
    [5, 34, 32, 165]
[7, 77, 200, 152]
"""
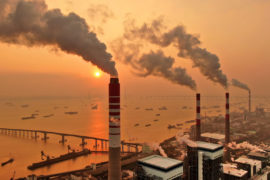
[65, 111, 78, 115]
[145, 124, 151, 127]
[27, 149, 91, 170]
[43, 114, 54, 118]
[21, 116, 35, 120]
[145, 108, 153, 111]
[168, 124, 176, 129]
[185, 120, 195, 123]
[1, 158, 14, 166]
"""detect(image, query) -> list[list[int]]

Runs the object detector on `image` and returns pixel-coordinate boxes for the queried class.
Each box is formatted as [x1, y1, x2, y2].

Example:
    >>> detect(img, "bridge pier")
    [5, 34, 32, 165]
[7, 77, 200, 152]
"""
[59, 135, 67, 144]
[128, 145, 130, 153]
[95, 139, 98, 150]
[121, 144, 124, 153]
[34, 131, 38, 139]
[42, 132, 49, 142]
[80, 137, 87, 148]
[135, 145, 138, 153]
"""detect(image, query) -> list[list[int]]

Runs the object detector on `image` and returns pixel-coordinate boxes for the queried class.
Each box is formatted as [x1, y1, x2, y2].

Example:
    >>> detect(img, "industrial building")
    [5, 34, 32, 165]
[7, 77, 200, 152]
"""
[186, 141, 223, 180]
[223, 165, 248, 180]
[201, 132, 225, 144]
[136, 155, 183, 180]
[248, 152, 270, 169]
[235, 156, 262, 178]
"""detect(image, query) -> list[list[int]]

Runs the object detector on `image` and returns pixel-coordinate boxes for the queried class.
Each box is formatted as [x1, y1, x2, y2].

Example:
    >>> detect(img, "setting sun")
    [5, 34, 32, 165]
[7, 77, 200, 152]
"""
[95, 71, 101, 77]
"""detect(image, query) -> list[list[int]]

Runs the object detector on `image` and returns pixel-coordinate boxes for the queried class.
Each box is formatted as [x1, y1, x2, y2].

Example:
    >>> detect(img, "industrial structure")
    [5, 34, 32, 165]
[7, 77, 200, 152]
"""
[186, 141, 224, 180]
[223, 165, 248, 180]
[235, 156, 262, 178]
[136, 155, 183, 179]
[108, 76, 121, 180]
[225, 92, 230, 145]
[196, 93, 201, 141]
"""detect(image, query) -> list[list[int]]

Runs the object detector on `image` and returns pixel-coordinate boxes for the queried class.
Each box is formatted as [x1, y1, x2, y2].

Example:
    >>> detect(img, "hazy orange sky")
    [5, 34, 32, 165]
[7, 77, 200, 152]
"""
[0, 0, 269, 98]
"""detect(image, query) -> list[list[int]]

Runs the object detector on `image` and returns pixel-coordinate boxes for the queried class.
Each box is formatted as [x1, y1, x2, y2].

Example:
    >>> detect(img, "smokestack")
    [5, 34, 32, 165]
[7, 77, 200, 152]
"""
[225, 92, 230, 144]
[249, 90, 251, 113]
[108, 76, 121, 180]
[196, 93, 201, 141]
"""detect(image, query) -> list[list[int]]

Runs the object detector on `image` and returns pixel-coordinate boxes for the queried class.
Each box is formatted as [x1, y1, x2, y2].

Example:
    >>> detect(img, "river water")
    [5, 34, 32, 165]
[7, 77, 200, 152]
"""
[0, 95, 266, 179]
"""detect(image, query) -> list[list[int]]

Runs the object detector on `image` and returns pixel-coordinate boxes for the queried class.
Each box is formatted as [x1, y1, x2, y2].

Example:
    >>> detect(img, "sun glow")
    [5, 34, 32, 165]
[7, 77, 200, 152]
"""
[95, 71, 101, 77]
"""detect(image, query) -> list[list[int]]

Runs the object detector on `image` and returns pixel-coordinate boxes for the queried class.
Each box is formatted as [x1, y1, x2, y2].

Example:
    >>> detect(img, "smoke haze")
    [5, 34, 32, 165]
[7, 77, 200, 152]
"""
[0, 0, 117, 75]
[88, 4, 114, 23]
[111, 40, 197, 90]
[123, 18, 228, 88]
[231, 79, 250, 91]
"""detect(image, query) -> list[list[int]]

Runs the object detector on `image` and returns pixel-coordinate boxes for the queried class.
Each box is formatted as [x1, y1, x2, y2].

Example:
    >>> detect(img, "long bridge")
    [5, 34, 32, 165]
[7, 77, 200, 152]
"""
[0, 128, 142, 153]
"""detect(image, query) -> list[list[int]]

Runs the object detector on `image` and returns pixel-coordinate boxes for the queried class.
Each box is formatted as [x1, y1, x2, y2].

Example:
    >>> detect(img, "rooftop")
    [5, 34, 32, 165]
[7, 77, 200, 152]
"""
[248, 152, 269, 159]
[223, 166, 248, 177]
[138, 155, 183, 171]
[196, 141, 223, 151]
[201, 132, 225, 140]
[235, 156, 261, 166]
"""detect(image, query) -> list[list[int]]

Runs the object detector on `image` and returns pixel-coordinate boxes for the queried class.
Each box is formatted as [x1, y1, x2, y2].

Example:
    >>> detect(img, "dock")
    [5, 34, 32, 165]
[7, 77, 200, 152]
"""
[28, 149, 91, 170]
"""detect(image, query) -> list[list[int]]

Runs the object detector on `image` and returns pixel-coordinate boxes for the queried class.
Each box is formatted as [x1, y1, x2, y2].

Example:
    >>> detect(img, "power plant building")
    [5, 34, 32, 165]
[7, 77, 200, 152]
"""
[186, 141, 223, 180]
[235, 156, 262, 178]
[136, 155, 183, 180]
[247, 152, 270, 169]
[223, 166, 248, 180]
[201, 132, 225, 144]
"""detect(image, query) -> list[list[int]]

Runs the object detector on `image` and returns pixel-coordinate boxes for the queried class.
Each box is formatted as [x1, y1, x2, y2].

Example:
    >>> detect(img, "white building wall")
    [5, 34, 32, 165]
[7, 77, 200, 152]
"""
[141, 165, 183, 179]
[198, 149, 223, 160]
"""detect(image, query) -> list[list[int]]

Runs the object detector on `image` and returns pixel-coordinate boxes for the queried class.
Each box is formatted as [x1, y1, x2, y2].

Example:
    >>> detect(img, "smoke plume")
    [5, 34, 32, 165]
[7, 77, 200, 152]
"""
[0, 0, 117, 75]
[123, 18, 228, 88]
[176, 132, 197, 147]
[231, 79, 250, 91]
[150, 143, 168, 157]
[228, 141, 265, 153]
[88, 4, 114, 24]
[111, 39, 197, 90]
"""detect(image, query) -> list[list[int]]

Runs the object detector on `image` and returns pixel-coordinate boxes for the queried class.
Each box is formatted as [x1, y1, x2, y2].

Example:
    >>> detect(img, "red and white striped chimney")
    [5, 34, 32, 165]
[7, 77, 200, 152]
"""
[108, 76, 121, 180]
[196, 93, 201, 141]
[225, 92, 230, 144]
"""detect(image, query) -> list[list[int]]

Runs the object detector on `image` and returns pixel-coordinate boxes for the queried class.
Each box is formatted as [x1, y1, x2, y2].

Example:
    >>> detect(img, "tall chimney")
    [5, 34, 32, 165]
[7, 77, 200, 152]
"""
[225, 92, 230, 144]
[108, 76, 121, 180]
[196, 93, 201, 141]
[249, 90, 251, 113]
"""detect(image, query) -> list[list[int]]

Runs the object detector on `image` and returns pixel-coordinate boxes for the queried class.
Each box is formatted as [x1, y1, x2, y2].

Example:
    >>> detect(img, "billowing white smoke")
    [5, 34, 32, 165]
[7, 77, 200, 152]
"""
[175, 131, 197, 147]
[0, 0, 117, 75]
[150, 143, 168, 157]
[123, 18, 228, 88]
[231, 79, 250, 91]
[111, 40, 197, 90]
[228, 141, 265, 153]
